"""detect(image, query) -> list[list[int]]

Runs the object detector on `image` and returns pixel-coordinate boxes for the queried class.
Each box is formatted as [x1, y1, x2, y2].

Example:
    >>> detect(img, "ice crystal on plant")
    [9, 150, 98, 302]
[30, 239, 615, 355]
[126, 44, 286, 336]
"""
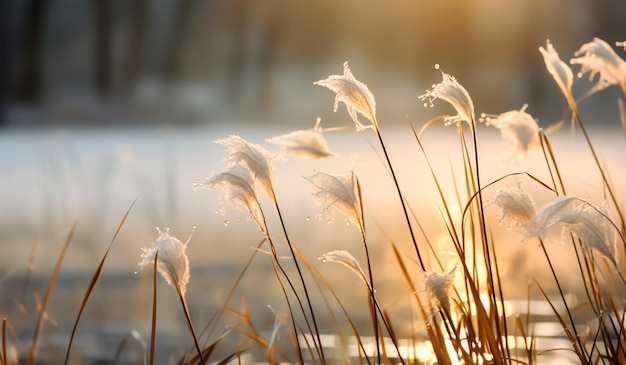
[216, 135, 275, 200]
[267, 118, 335, 159]
[487, 183, 536, 234]
[319, 250, 368, 285]
[193, 166, 266, 234]
[570, 37, 626, 96]
[314, 62, 377, 132]
[419, 65, 475, 127]
[305, 169, 364, 231]
[138, 227, 192, 296]
[424, 264, 457, 317]
[480, 104, 540, 161]
[527, 197, 618, 266]
[539, 39, 575, 108]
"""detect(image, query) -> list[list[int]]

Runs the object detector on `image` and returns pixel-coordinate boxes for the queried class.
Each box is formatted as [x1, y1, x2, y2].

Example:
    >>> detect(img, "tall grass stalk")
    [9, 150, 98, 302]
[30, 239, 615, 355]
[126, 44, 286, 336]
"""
[6, 36, 626, 364]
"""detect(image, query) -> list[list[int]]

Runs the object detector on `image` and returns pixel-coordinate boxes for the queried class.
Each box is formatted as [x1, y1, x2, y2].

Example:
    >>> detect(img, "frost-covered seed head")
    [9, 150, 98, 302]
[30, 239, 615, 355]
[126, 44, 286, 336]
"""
[318, 250, 368, 285]
[216, 135, 276, 200]
[418, 65, 475, 128]
[314, 62, 378, 132]
[193, 166, 266, 234]
[480, 104, 540, 161]
[527, 197, 618, 266]
[424, 264, 457, 316]
[305, 169, 364, 232]
[267, 118, 335, 159]
[487, 183, 537, 233]
[138, 227, 191, 297]
[539, 40, 575, 108]
[570, 37, 626, 96]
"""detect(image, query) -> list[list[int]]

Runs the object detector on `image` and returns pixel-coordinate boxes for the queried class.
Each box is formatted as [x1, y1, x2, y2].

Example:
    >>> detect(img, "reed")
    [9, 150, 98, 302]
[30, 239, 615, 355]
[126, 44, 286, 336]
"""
[1, 36, 625, 365]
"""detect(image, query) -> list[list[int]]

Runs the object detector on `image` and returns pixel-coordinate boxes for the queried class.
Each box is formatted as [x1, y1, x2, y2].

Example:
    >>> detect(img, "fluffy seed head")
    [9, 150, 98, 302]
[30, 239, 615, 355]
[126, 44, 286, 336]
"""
[318, 250, 368, 285]
[570, 37, 626, 97]
[539, 39, 575, 108]
[480, 105, 541, 161]
[216, 135, 275, 200]
[305, 169, 364, 232]
[527, 197, 618, 266]
[267, 118, 335, 159]
[419, 65, 475, 128]
[424, 264, 457, 316]
[138, 227, 191, 297]
[487, 183, 537, 234]
[314, 62, 377, 132]
[193, 166, 266, 234]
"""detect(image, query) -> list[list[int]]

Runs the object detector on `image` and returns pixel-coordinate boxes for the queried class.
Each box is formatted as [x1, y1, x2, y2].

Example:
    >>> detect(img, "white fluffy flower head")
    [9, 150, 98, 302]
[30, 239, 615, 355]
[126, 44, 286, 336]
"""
[267, 118, 335, 159]
[314, 62, 377, 132]
[306, 169, 364, 232]
[193, 166, 266, 234]
[480, 104, 540, 161]
[424, 264, 457, 316]
[318, 250, 368, 285]
[419, 65, 475, 128]
[216, 135, 276, 200]
[540, 39, 575, 108]
[487, 183, 537, 234]
[570, 37, 626, 96]
[138, 227, 192, 297]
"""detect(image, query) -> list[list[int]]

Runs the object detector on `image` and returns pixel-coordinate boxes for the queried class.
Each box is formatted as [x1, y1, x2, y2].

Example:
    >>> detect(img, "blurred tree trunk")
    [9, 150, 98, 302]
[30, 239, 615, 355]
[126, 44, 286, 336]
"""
[16, 0, 47, 103]
[226, 0, 250, 103]
[0, 0, 9, 125]
[164, 0, 193, 84]
[122, 0, 147, 94]
[93, 0, 111, 97]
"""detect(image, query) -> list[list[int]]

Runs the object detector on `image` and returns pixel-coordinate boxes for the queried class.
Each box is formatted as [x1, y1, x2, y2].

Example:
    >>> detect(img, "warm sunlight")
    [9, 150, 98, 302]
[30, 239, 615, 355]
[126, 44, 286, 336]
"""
[1, 1, 625, 364]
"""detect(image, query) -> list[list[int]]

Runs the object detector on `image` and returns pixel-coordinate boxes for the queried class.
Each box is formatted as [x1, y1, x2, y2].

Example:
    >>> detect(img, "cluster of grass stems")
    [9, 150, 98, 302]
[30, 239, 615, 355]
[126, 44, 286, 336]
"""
[1, 38, 626, 364]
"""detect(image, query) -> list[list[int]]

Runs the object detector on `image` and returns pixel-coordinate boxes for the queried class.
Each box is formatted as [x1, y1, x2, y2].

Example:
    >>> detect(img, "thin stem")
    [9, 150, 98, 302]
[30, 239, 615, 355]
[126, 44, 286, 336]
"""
[571, 106, 625, 234]
[359, 231, 381, 364]
[150, 252, 158, 365]
[373, 118, 426, 271]
[272, 198, 326, 365]
[177, 290, 206, 364]
[469, 122, 503, 353]
[537, 239, 586, 358]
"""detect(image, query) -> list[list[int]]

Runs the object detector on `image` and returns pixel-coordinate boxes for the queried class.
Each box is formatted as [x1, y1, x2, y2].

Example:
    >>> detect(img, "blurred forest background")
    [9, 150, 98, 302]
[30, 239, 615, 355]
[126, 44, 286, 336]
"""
[1, 0, 625, 128]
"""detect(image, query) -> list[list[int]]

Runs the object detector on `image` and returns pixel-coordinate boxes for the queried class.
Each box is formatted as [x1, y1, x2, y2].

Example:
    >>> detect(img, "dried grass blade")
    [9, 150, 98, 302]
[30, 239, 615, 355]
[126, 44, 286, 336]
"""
[30, 224, 75, 365]
[65, 200, 136, 364]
